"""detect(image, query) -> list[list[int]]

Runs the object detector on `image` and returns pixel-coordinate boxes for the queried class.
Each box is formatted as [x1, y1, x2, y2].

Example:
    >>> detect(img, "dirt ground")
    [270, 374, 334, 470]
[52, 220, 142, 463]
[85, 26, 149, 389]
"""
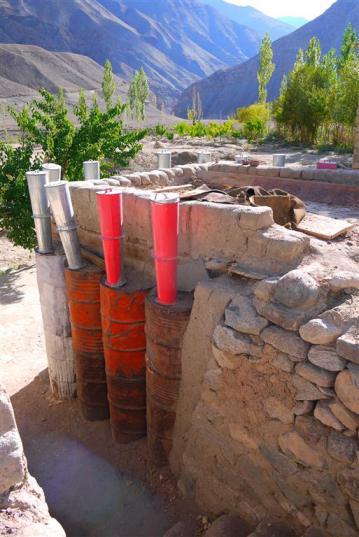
[0, 237, 199, 537]
[122, 137, 353, 174]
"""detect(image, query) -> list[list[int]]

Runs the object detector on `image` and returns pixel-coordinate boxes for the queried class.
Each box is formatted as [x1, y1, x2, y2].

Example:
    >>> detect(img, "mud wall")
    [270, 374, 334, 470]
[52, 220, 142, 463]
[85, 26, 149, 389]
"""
[69, 174, 309, 293]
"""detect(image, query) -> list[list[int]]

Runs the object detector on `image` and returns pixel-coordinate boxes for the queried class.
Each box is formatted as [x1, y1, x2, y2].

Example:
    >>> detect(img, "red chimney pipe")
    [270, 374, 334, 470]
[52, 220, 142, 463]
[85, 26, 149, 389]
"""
[151, 193, 179, 305]
[97, 190, 125, 288]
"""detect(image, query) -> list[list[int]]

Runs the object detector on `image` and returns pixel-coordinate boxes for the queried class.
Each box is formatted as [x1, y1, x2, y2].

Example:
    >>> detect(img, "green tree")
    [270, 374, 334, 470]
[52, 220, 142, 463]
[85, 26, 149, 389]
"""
[257, 33, 275, 104]
[1, 66, 147, 248]
[127, 68, 150, 122]
[102, 59, 116, 110]
[0, 139, 43, 249]
[187, 87, 202, 124]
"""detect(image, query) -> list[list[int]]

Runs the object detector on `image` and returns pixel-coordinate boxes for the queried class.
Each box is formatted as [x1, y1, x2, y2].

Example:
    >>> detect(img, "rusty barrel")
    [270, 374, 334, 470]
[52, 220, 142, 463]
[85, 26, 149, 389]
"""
[145, 292, 193, 467]
[65, 264, 109, 421]
[100, 282, 149, 443]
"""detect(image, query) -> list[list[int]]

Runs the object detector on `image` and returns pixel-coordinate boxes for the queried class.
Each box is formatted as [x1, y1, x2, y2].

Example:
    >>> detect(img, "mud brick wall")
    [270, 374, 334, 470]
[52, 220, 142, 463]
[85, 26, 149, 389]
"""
[68, 175, 309, 292]
[171, 269, 359, 537]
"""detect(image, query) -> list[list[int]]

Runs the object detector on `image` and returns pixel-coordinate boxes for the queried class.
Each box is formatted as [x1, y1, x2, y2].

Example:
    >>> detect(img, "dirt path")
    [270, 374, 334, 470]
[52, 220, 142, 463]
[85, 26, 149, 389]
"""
[0, 238, 196, 537]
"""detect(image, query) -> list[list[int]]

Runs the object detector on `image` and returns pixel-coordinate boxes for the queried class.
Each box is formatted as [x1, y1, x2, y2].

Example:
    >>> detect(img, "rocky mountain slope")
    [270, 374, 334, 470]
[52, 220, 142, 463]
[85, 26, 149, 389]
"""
[0, 44, 175, 136]
[201, 0, 293, 39]
[0, 0, 261, 106]
[174, 0, 359, 118]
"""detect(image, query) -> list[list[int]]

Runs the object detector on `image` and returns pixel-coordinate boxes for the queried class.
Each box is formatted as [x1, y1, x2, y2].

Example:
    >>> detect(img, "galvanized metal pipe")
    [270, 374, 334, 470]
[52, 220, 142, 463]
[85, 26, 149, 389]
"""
[83, 160, 100, 181]
[43, 163, 62, 182]
[157, 151, 172, 169]
[197, 151, 211, 164]
[273, 154, 286, 167]
[45, 181, 85, 270]
[26, 170, 53, 254]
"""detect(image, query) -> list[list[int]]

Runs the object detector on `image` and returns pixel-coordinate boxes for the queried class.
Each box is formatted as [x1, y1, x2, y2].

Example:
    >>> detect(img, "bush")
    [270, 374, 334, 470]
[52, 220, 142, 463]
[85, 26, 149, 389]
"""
[243, 120, 266, 142]
[1, 62, 148, 249]
[166, 130, 174, 141]
[173, 119, 242, 139]
[0, 141, 43, 249]
[154, 124, 167, 137]
[11, 89, 147, 180]
[235, 103, 270, 125]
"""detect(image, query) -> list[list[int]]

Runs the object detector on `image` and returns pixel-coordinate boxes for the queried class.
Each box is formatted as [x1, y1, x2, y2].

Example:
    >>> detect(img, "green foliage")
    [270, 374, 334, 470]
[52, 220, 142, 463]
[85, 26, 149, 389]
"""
[0, 140, 43, 249]
[243, 120, 266, 142]
[154, 124, 167, 137]
[257, 33, 275, 104]
[235, 103, 270, 124]
[273, 26, 359, 146]
[10, 88, 146, 180]
[173, 119, 242, 139]
[1, 60, 147, 249]
[127, 67, 150, 122]
[102, 59, 116, 110]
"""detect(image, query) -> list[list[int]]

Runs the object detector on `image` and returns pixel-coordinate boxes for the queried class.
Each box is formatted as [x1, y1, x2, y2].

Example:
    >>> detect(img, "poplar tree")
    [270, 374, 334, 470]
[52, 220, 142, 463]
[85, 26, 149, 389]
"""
[257, 33, 275, 104]
[102, 59, 116, 110]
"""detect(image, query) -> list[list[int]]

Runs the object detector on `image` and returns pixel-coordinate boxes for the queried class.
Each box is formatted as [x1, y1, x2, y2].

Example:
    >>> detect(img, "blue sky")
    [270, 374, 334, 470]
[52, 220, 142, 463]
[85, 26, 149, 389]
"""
[227, 0, 335, 20]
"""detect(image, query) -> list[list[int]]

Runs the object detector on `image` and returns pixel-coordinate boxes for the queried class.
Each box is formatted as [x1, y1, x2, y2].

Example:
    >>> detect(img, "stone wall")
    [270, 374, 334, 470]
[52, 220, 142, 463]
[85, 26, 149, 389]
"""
[170, 269, 359, 536]
[0, 385, 65, 536]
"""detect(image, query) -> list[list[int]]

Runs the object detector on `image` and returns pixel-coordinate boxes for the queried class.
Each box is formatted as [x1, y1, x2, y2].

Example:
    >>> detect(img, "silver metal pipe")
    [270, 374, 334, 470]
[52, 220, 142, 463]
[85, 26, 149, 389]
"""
[45, 181, 86, 270]
[273, 154, 286, 167]
[197, 151, 211, 164]
[83, 160, 100, 181]
[157, 151, 171, 169]
[43, 163, 62, 182]
[26, 170, 53, 254]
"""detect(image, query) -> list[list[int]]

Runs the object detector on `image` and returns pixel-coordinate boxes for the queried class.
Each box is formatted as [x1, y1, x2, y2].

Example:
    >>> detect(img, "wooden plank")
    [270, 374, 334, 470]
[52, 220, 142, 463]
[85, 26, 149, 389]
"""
[80, 248, 105, 270]
[295, 213, 355, 240]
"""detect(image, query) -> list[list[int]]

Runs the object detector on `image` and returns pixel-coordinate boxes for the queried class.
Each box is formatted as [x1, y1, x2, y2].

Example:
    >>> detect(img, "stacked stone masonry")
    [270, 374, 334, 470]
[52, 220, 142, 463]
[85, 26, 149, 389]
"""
[170, 268, 359, 537]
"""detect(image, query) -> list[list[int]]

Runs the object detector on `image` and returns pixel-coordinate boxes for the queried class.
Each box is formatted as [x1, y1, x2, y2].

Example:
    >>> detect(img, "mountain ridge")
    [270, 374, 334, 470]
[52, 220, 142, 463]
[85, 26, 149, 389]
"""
[0, 0, 262, 106]
[174, 0, 359, 118]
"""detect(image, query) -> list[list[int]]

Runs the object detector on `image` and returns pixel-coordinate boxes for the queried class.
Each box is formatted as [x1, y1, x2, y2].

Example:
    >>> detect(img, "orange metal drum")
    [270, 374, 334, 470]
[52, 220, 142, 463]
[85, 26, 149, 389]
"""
[100, 282, 149, 444]
[145, 292, 193, 467]
[65, 265, 109, 421]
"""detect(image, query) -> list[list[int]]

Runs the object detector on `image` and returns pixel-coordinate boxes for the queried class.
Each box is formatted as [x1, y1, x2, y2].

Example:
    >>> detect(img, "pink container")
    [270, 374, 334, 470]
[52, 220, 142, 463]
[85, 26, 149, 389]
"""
[97, 190, 124, 287]
[151, 194, 179, 305]
[317, 162, 337, 170]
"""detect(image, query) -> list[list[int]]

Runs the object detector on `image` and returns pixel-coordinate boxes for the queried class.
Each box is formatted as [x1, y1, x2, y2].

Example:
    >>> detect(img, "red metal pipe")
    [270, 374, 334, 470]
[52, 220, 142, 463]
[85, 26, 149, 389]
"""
[151, 194, 179, 306]
[96, 190, 124, 288]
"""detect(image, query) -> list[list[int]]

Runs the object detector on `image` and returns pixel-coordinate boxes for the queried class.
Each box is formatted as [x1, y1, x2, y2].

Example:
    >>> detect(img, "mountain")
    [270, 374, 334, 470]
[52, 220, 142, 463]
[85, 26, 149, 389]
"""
[278, 16, 309, 29]
[174, 0, 359, 118]
[0, 43, 174, 136]
[0, 44, 129, 99]
[201, 0, 294, 39]
[0, 0, 261, 106]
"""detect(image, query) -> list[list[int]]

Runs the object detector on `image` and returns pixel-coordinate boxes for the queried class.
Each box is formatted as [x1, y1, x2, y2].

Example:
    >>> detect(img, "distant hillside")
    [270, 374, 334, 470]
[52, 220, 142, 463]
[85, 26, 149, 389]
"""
[202, 0, 293, 39]
[0, 0, 261, 106]
[0, 44, 175, 136]
[278, 16, 309, 29]
[174, 0, 359, 118]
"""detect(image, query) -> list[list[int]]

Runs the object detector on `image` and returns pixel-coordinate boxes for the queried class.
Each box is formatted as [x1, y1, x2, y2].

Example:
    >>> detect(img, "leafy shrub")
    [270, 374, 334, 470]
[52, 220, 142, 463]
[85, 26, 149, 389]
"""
[235, 103, 270, 125]
[154, 123, 167, 137]
[166, 130, 174, 141]
[0, 140, 43, 249]
[11, 89, 147, 180]
[243, 120, 266, 142]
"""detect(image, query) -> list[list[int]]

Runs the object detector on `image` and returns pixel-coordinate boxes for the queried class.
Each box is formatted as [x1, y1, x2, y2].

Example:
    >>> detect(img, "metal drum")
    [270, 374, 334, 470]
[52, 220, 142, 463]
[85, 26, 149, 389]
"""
[100, 282, 149, 443]
[65, 264, 109, 421]
[145, 292, 193, 466]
